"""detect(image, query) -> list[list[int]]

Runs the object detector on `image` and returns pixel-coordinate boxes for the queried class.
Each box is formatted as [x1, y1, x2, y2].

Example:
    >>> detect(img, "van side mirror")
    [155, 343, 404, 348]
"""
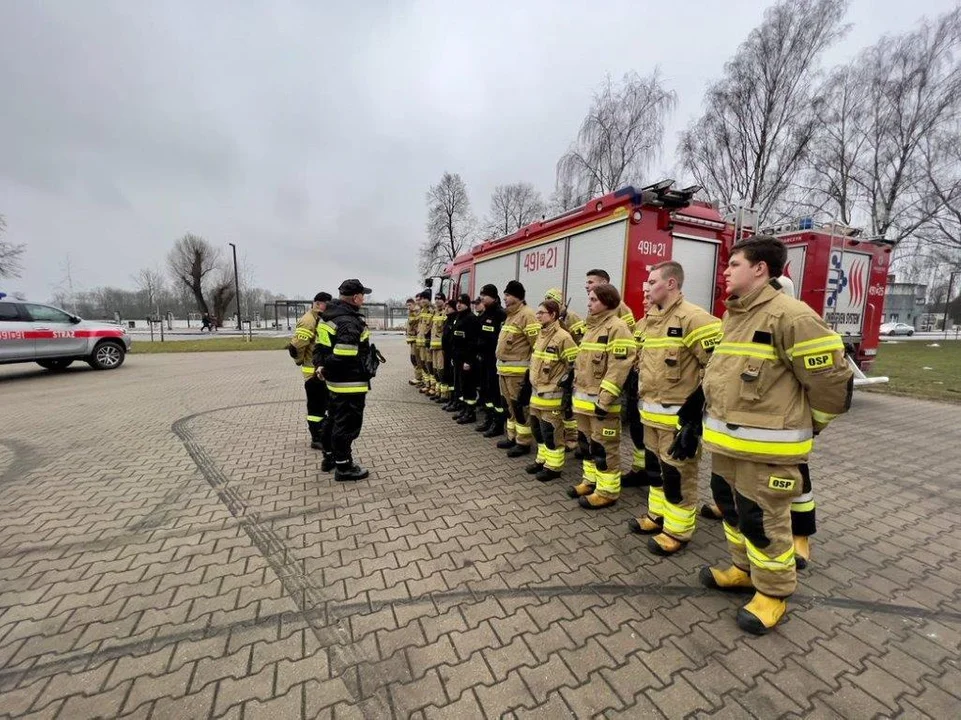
[69, 315, 82, 324]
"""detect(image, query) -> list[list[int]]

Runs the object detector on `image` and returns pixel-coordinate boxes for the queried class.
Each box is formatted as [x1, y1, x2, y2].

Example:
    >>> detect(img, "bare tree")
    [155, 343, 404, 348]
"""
[132, 267, 166, 318]
[548, 178, 580, 215]
[0, 214, 26, 279]
[557, 70, 676, 202]
[485, 183, 546, 237]
[209, 267, 237, 327]
[678, 0, 849, 224]
[860, 9, 961, 241]
[167, 233, 218, 317]
[420, 172, 474, 278]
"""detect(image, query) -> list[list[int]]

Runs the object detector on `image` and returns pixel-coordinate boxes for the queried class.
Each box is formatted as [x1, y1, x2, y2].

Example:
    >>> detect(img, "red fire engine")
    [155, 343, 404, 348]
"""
[438, 180, 892, 379]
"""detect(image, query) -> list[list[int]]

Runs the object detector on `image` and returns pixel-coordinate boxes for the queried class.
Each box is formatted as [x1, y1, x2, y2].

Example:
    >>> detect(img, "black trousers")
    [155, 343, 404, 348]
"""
[456, 361, 477, 403]
[329, 392, 366, 463]
[305, 378, 329, 444]
[477, 356, 502, 412]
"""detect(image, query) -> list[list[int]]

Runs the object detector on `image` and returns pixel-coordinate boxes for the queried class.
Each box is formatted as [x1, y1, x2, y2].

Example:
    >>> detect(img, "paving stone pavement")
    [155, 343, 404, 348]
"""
[1, 336, 960, 720]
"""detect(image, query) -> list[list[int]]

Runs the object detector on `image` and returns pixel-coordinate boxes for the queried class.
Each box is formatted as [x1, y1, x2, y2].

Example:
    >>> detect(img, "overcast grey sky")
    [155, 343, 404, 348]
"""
[1, 0, 956, 304]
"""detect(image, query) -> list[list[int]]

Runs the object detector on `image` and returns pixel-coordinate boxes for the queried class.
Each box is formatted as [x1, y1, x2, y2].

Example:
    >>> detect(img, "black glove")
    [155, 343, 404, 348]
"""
[668, 421, 702, 461]
[518, 373, 533, 405]
[594, 405, 609, 418]
[624, 368, 639, 401]
[286, 343, 299, 360]
[676, 385, 706, 426]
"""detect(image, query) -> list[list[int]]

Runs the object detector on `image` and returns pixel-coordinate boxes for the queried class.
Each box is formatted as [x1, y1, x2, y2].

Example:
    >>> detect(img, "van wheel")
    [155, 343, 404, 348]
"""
[88, 341, 126, 370]
[37, 359, 73, 371]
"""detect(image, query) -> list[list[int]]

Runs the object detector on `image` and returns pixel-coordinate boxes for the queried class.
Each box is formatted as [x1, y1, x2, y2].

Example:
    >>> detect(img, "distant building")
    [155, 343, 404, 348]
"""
[883, 275, 927, 328]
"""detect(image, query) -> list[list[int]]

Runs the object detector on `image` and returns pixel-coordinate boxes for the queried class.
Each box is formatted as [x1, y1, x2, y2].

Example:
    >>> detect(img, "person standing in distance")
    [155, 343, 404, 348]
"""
[288, 292, 332, 456]
[405, 297, 420, 386]
[313, 279, 375, 482]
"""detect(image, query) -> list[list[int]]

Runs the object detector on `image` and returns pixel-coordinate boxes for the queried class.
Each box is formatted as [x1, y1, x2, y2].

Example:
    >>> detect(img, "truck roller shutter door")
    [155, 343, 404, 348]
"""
[474, 253, 518, 299]
[671, 236, 719, 313]
[564, 219, 628, 318]
[517, 238, 566, 308]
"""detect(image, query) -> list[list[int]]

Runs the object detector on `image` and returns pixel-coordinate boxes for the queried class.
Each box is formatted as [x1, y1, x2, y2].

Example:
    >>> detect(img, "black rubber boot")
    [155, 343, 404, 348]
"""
[525, 461, 543, 475]
[456, 407, 477, 425]
[475, 411, 494, 433]
[483, 414, 506, 438]
[321, 454, 336, 473]
[496, 437, 516, 450]
[506, 444, 531, 458]
[536, 468, 562, 482]
[334, 460, 369, 482]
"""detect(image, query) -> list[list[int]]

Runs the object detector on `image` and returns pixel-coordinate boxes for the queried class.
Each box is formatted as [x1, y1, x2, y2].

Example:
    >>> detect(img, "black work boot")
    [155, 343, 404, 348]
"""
[620, 468, 651, 488]
[456, 406, 477, 425]
[483, 414, 506, 438]
[506, 444, 531, 458]
[536, 468, 562, 482]
[334, 459, 369, 482]
[525, 461, 544, 475]
[442, 399, 458, 412]
[475, 411, 494, 433]
[496, 437, 516, 450]
[310, 439, 324, 451]
[321, 454, 336, 473]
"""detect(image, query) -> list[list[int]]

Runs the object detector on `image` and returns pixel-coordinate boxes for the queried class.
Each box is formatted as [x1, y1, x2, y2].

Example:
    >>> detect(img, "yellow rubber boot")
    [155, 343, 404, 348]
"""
[794, 536, 811, 570]
[698, 565, 754, 593]
[737, 592, 787, 635]
[567, 482, 595, 499]
[578, 492, 617, 510]
[648, 533, 686, 556]
[628, 515, 663, 535]
[700, 503, 723, 520]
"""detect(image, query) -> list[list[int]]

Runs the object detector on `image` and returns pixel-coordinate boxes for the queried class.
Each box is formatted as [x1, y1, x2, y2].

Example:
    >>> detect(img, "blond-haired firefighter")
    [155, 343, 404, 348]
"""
[567, 282, 636, 509]
[405, 297, 420, 386]
[415, 291, 432, 393]
[495, 280, 540, 457]
[546, 288, 583, 454]
[429, 293, 448, 401]
[525, 298, 579, 482]
[627, 262, 722, 556]
[287, 291, 332, 451]
[693, 235, 852, 635]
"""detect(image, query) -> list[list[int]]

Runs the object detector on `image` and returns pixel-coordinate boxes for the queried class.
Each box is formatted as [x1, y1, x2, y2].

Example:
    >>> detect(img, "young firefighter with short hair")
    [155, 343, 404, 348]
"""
[628, 261, 722, 556]
[495, 281, 540, 457]
[694, 236, 852, 634]
[288, 291, 332, 452]
[405, 297, 420, 386]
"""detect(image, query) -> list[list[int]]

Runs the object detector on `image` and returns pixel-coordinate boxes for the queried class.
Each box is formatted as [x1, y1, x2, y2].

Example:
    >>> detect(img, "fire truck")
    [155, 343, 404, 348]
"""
[437, 180, 892, 381]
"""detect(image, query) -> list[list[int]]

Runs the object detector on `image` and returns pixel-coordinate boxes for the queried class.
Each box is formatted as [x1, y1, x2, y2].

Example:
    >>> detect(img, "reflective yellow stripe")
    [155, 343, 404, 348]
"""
[569, 321, 586, 334]
[295, 329, 313, 340]
[502, 326, 524, 334]
[360, 329, 370, 341]
[648, 486, 665, 517]
[600, 380, 621, 396]
[643, 337, 685, 349]
[301, 366, 315, 375]
[791, 500, 816, 513]
[327, 381, 368, 394]
[525, 323, 542, 335]
[745, 538, 795, 572]
[562, 347, 579, 361]
[662, 502, 696, 535]
[531, 350, 558, 361]
[581, 459, 596, 484]
[306, 415, 323, 422]
[640, 410, 680, 428]
[333, 344, 359, 356]
[530, 395, 563, 409]
[594, 468, 620, 495]
[811, 408, 838, 424]
[713, 341, 777, 360]
[572, 397, 621, 414]
[683, 322, 723, 346]
[789, 334, 844, 359]
[515, 424, 533, 436]
[723, 522, 744, 547]
[563, 420, 578, 430]
[580, 342, 606, 351]
[703, 428, 813, 457]
[631, 447, 645, 469]
[607, 339, 636, 352]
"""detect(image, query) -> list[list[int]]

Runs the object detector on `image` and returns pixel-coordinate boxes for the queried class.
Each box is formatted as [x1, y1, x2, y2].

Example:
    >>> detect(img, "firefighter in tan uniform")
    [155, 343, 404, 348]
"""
[627, 262, 722, 556]
[430, 293, 448, 401]
[585, 268, 636, 330]
[546, 288, 583, 453]
[405, 297, 420, 386]
[567, 283, 636, 509]
[525, 298, 579, 482]
[415, 291, 432, 393]
[495, 280, 540, 457]
[287, 292, 332, 452]
[623, 293, 661, 487]
[693, 236, 853, 634]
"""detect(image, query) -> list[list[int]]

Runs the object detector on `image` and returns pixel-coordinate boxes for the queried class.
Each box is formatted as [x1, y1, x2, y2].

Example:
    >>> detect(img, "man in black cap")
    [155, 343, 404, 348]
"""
[475, 284, 507, 436]
[313, 279, 374, 481]
[288, 291, 332, 451]
[451, 293, 481, 423]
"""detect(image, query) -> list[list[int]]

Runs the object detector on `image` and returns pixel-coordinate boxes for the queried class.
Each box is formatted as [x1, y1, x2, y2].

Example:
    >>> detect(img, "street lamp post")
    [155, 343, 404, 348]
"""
[942, 270, 960, 339]
[228, 242, 242, 331]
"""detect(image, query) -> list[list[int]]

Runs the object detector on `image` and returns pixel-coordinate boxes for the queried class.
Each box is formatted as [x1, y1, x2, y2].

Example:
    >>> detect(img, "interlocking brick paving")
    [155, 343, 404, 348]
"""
[1, 337, 960, 718]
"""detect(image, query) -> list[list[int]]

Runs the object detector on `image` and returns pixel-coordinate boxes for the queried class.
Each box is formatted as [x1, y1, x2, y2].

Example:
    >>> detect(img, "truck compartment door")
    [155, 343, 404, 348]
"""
[670, 236, 719, 313]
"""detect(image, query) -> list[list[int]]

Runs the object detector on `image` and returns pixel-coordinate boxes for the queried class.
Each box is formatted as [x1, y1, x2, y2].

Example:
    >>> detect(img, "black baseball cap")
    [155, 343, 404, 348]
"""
[339, 279, 372, 295]
[314, 291, 332, 303]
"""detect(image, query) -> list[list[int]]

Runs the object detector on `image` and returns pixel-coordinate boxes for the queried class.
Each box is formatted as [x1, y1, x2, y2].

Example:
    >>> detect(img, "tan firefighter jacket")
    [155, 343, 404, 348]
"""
[702, 281, 853, 465]
[290, 309, 320, 377]
[496, 302, 539, 376]
[640, 295, 722, 429]
[617, 300, 636, 330]
[529, 320, 579, 410]
[405, 308, 419, 346]
[545, 287, 586, 343]
[416, 304, 432, 348]
[430, 307, 446, 349]
[572, 308, 636, 414]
